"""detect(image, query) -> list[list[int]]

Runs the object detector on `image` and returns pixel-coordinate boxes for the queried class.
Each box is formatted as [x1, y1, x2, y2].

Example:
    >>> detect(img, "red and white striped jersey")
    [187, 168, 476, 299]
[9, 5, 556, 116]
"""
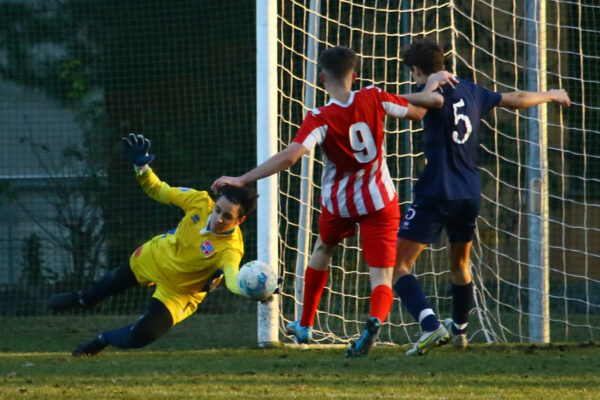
[292, 86, 409, 217]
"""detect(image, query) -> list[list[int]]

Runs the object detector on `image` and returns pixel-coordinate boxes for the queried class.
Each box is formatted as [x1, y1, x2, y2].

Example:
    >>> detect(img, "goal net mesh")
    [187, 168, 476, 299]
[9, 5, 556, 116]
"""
[277, 0, 599, 345]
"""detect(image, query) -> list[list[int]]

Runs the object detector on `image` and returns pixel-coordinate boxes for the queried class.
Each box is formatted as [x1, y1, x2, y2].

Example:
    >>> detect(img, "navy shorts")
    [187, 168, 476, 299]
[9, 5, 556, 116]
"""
[397, 195, 481, 244]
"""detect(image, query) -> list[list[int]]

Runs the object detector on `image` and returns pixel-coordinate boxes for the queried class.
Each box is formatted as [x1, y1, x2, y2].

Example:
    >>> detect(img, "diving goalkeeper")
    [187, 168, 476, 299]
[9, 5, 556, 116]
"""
[47, 133, 260, 357]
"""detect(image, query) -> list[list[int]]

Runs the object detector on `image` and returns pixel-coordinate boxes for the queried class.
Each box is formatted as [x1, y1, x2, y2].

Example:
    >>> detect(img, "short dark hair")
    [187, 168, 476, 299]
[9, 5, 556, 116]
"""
[218, 184, 258, 218]
[318, 46, 359, 81]
[401, 38, 445, 75]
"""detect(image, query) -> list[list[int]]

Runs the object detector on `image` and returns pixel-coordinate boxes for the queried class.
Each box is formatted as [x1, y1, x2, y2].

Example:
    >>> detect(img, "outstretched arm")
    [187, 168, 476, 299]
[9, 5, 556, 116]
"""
[135, 167, 172, 205]
[402, 71, 457, 109]
[223, 263, 242, 295]
[499, 89, 570, 109]
[211, 142, 308, 192]
[402, 92, 444, 109]
[121, 133, 172, 205]
[403, 103, 428, 121]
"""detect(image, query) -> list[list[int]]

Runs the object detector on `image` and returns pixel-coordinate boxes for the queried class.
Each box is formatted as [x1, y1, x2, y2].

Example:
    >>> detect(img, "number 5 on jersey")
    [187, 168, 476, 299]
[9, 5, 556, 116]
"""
[452, 99, 473, 144]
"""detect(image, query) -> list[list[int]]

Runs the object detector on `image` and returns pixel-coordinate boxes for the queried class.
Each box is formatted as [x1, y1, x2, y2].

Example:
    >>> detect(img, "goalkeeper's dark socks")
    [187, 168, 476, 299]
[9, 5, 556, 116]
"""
[300, 267, 329, 327]
[101, 325, 135, 349]
[369, 285, 394, 322]
[394, 274, 436, 324]
[451, 281, 473, 329]
[81, 265, 138, 306]
[47, 292, 84, 311]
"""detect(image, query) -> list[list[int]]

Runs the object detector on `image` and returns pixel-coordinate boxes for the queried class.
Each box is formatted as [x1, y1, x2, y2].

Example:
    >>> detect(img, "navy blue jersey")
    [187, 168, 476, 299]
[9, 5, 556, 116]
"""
[413, 78, 501, 200]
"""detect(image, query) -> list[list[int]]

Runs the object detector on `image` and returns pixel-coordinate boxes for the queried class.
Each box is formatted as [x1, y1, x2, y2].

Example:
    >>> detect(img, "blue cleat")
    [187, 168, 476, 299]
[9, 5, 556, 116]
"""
[345, 317, 381, 358]
[285, 320, 313, 344]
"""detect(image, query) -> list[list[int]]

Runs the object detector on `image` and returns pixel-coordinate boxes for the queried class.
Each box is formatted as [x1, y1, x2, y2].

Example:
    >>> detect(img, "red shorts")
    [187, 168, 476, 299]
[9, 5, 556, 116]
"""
[318, 199, 400, 267]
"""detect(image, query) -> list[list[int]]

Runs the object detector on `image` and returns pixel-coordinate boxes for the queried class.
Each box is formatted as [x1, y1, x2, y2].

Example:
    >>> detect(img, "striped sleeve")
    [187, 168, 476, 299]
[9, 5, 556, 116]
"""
[292, 110, 327, 150]
[372, 86, 409, 118]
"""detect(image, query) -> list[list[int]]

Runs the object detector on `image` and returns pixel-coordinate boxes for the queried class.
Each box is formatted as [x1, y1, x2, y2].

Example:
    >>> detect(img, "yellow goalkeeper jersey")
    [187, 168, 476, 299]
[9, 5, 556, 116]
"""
[130, 167, 243, 297]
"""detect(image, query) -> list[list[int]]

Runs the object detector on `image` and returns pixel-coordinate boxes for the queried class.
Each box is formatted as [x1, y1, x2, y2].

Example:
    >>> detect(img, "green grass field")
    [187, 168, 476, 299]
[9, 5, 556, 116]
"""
[1, 315, 599, 399]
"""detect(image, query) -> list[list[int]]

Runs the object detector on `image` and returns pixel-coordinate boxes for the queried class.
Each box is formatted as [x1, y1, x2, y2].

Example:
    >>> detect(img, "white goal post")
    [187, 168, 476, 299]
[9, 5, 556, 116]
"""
[256, 0, 280, 346]
[257, 0, 600, 346]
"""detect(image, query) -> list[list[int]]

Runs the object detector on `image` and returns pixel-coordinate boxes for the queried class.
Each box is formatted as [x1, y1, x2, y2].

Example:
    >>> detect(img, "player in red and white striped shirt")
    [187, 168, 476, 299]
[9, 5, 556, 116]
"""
[212, 46, 444, 358]
[294, 83, 420, 217]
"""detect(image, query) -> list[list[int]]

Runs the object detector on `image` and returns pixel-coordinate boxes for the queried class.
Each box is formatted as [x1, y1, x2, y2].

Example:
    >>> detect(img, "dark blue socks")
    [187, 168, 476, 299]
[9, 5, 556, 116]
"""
[101, 325, 136, 349]
[451, 282, 473, 332]
[100, 299, 173, 350]
[81, 265, 138, 306]
[394, 274, 439, 332]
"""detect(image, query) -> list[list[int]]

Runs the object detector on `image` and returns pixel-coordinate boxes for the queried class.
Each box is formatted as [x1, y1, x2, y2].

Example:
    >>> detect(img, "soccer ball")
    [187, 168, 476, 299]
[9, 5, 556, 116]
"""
[237, 260, 278, 301]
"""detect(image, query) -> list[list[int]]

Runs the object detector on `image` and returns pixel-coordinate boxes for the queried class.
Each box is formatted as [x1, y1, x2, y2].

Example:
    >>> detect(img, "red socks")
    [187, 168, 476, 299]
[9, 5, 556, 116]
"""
[300, 267, 329, 327]
[299, 269, 393, 326]
[370, 284, 394, 323]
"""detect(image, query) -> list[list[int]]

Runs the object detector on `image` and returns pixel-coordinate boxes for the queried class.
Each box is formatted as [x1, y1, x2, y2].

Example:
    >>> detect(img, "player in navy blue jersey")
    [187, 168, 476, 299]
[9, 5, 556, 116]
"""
[395, 38, 570, 355]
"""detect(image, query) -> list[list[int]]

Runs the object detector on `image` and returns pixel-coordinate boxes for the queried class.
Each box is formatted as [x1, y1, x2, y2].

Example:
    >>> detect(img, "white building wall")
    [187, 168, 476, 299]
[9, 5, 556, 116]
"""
[0, 80, 84, 284]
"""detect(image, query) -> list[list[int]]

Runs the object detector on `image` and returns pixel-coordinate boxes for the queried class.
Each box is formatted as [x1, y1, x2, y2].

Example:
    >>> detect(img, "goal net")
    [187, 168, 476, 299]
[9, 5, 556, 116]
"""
[275, 0, 599, 345]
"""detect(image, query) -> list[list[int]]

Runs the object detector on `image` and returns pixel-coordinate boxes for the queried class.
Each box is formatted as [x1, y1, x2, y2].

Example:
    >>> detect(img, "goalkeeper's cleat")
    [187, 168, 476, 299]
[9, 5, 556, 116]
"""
[345, 317, 381, 358]
[47, 291, 90, 311]
[285, 320, 313, 344]
[72, 334, 108, 357]
[405, 324, 450, 356]
[443, 318, 468, 350]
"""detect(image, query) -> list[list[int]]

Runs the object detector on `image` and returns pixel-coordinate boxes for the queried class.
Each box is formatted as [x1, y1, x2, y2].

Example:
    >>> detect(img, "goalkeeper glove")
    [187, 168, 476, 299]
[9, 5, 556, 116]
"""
[202, 269, 224, 293]
[122, 133, 155, 167]
[260, 277, 284, 304]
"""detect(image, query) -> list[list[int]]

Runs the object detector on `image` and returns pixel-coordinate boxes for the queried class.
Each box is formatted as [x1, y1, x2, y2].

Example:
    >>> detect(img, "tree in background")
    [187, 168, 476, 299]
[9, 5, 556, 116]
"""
[0, 1, 258, 286]
[21, 232, 46, 285]
[3, 133, 106, 286]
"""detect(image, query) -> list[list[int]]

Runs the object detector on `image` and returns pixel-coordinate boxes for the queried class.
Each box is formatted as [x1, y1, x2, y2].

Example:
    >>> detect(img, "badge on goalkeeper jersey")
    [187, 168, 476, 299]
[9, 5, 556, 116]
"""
[201, 240, 214, 256]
